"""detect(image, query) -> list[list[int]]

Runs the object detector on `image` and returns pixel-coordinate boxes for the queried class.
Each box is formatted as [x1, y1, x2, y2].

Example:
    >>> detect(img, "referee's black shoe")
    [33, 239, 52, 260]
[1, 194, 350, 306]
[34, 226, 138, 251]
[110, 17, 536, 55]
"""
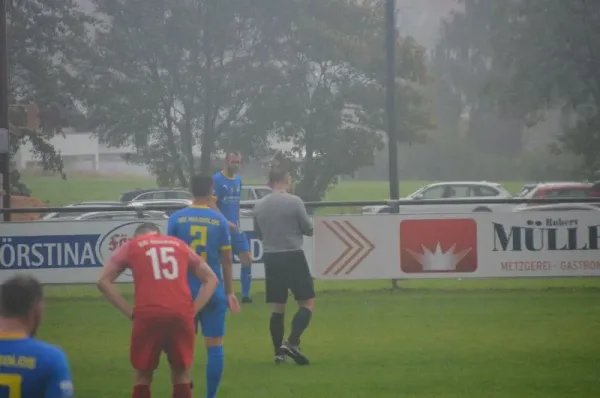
[241, 297, 253, 304]
[281, 341, 309, 365]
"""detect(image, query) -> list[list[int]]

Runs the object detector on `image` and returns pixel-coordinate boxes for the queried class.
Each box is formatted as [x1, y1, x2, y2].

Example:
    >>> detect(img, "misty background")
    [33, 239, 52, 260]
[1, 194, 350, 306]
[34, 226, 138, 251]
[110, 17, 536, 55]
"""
[8, 0, 600, 201]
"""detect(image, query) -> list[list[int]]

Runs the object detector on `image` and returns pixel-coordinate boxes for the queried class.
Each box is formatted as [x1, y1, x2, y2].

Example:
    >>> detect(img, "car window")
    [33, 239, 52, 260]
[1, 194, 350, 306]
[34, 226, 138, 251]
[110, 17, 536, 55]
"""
[166, 191, 193, 199]
[255, 189, 271, 199]
[471, 186, 500, 197]
[240, 188, 255, 200]
[440, 185, 470, 198]
[420, 186, 446, 199]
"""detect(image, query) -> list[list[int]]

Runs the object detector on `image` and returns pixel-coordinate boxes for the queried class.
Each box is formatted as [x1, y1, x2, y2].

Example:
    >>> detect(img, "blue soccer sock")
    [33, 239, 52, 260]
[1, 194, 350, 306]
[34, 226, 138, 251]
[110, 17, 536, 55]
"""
[241, 266, 252, 298]
[206, 345, 224, 398]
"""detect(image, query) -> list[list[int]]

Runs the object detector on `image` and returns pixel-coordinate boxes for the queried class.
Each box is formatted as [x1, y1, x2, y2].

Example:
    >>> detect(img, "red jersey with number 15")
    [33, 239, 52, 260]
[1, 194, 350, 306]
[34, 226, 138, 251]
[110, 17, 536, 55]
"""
[113, 235, 194, 317]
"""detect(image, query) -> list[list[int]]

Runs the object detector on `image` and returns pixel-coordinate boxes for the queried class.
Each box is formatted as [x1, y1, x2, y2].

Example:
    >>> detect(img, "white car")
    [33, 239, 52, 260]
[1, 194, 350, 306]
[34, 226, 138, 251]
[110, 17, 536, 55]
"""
[361, 181, 513, 215]
[128, 199, 192, 215]
[240, 185, 271, 217]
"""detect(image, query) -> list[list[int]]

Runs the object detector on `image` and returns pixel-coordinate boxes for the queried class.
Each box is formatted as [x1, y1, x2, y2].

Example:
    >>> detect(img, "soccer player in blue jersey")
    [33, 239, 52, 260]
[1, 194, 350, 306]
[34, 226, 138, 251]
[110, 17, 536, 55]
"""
[212, 151, 254, 303]
[0, 275, 74, 398]
[168, 174, 240, 398]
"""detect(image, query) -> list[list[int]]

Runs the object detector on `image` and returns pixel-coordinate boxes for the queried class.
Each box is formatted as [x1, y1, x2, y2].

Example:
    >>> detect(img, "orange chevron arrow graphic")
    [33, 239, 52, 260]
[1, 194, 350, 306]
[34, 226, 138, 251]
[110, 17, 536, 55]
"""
[322, 220, 353, 275]
[322, 220, 375, 275]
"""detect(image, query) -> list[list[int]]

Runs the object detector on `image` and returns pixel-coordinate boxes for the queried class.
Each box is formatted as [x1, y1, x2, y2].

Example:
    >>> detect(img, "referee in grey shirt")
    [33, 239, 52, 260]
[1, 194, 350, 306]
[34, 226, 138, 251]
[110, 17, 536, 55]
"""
[253, 167, 314, 366]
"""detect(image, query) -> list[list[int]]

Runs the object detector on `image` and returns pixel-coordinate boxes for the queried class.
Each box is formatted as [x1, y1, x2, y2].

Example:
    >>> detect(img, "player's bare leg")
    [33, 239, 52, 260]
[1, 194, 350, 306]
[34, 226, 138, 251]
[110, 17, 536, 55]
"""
[170, 368, 192, 398]
[204, 336, 224, 398]
[271, 303, 286, 363]
[281, 298, 314, 366]
[133, 370, 153, 398]
[239, 251, 253, 303]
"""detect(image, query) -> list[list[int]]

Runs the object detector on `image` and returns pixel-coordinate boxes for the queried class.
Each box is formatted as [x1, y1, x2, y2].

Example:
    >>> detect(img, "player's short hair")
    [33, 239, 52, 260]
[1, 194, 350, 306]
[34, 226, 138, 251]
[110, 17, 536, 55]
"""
[190, 174, 213, 197]
[268, 167, 289, 186]
[0, 275, 43, 318]
[134, 223, 160, 236]
[226, 151, 242, 162]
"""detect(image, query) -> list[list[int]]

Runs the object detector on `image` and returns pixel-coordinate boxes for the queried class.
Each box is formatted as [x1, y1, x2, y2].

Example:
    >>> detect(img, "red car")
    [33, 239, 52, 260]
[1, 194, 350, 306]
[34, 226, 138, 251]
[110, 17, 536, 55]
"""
[518, 182, 600, 200]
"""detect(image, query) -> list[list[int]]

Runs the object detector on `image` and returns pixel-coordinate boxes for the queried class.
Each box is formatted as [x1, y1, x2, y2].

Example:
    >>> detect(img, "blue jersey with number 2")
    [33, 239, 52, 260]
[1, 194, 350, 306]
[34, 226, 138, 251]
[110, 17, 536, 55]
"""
[167, 205, 232, 296]
[0, 335, 73, 398]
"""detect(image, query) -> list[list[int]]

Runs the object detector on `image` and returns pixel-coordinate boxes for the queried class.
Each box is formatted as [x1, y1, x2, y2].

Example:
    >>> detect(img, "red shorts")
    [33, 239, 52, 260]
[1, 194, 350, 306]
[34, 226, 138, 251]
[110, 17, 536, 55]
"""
[130, 311, 195, 371]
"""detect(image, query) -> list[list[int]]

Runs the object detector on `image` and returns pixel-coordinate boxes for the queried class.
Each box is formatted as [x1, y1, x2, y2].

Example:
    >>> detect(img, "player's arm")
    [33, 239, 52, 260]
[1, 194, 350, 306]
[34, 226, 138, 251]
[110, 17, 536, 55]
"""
[44, 348, 74, 398]
[187, 247, 219, 313]
[97, 242, 134, 319]
[253, 216, 262, 240]
[219, 221, 234, 295]
[295, 196, 314, 236]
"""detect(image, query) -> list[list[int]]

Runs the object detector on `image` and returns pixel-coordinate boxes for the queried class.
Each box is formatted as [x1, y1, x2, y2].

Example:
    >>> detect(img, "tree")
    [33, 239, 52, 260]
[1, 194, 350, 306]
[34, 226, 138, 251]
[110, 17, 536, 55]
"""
[431, 0, 527, 157]
[8, 0, 95, 193]
[247, 0, 431, 202]
[88, 0, 286, 186]
[483, 0, 600, 176]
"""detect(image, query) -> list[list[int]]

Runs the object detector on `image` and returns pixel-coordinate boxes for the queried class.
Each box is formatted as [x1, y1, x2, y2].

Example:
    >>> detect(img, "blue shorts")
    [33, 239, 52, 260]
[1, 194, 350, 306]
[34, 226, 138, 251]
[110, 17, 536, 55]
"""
[231, 230, 250, 255]
[195, 287, 227, 338]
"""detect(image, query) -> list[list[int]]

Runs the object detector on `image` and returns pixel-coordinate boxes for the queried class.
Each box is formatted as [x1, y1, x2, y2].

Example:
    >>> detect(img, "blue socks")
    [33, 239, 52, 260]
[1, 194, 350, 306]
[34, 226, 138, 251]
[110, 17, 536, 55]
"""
[241, 266, 252, 299]
[206, 345, 224, 398]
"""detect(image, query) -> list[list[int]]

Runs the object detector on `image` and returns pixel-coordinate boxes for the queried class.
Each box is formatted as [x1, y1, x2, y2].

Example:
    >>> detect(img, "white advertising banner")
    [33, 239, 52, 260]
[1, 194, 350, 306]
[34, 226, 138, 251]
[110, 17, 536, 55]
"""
[315, 212, 600, 279]
[0, 218, 314, 284]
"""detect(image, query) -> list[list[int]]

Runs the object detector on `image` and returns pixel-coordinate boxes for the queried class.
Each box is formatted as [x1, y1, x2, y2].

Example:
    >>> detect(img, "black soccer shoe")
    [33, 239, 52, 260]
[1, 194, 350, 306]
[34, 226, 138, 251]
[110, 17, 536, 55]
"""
[281, 341, 310, 365]
[242, 297, 253, 304]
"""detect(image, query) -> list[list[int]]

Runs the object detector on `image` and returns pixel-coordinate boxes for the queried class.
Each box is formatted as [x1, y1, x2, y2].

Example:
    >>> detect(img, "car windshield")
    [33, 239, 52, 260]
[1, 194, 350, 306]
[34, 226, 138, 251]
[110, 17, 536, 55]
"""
[255, 189, 272, 199]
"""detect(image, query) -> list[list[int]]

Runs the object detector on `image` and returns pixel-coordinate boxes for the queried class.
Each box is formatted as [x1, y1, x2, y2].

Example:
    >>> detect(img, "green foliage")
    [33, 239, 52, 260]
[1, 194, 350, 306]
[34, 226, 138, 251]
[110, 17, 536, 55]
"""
[248, 0, 431, 201]
[88, 0, 431, 198]
[484, 0, 600, 177]
[7, 0, 95, 192]
[432, 0, 525, 156]
[88, 0, 286, 186]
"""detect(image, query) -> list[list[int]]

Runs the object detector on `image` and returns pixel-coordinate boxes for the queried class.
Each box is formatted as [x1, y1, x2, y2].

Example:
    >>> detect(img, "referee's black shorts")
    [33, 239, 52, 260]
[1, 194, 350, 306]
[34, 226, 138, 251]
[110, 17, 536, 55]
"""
[264, 250, 315, 304]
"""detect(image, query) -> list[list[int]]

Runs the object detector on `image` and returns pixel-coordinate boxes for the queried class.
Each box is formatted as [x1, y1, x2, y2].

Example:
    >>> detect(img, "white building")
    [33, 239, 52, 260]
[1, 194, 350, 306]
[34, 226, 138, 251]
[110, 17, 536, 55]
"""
[15, 128, 151, 175]
[16, 129, 295, 176]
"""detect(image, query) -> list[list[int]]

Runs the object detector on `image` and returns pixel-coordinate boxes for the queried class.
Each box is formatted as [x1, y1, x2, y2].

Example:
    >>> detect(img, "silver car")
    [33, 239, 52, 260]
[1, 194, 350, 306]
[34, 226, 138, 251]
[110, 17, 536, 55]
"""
[41, 201, 123, 220]
[42, 210, 168, 221]
[362, 181, 513, 215]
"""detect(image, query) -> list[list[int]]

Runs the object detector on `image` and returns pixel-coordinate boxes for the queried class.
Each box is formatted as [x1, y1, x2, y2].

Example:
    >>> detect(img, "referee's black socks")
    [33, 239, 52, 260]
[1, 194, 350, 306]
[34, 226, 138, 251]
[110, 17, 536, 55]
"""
[288, 307, 312, 346]
[270, 312, 285, 355]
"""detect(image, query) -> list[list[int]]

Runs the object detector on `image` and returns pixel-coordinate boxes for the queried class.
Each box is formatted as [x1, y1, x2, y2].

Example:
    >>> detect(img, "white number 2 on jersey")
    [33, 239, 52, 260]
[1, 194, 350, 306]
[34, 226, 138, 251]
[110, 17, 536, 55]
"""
[145, 247, 179, 280]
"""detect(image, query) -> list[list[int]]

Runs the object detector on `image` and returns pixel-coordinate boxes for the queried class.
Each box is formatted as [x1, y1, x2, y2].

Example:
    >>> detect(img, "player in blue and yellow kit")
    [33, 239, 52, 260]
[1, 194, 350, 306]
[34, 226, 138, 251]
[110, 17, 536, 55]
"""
[212, 151, 253, 303]
[0, 275, 73, 398]
[168, 174, 240, 398]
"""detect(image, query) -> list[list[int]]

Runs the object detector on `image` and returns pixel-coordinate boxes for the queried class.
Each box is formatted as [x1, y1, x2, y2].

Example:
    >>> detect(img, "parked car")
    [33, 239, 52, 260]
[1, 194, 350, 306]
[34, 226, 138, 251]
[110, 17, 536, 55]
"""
[42, 210, 168, 221]
[128, 199, 192, 215]
[517, 182, 595, 199]
[361, 181, 513, 215]
[240, 185, 271, 217]
[120, 188, 193, 202]
[514, 203, 600, 212]
[41, 201, 123, 220]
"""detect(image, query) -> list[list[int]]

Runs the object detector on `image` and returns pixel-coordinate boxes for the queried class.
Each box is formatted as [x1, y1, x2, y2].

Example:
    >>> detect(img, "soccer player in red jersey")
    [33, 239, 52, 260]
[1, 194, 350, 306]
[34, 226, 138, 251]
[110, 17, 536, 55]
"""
[97, 223, 219, 398]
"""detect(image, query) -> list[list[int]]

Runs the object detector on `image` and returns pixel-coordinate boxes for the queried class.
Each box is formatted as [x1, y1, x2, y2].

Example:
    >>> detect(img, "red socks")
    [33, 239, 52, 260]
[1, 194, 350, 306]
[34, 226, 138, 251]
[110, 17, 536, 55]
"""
[132, 382, 191, 398]
[132, 385, 150, 398]
[172, 383, 192, 398]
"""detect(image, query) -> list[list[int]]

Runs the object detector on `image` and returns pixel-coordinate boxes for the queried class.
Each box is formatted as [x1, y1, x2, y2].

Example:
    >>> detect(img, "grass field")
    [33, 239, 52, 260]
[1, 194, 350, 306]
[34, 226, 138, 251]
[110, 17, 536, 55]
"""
[16, 174, 600, 397]
[20, 174, 526, 207]
[42, 279, 600, 398]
